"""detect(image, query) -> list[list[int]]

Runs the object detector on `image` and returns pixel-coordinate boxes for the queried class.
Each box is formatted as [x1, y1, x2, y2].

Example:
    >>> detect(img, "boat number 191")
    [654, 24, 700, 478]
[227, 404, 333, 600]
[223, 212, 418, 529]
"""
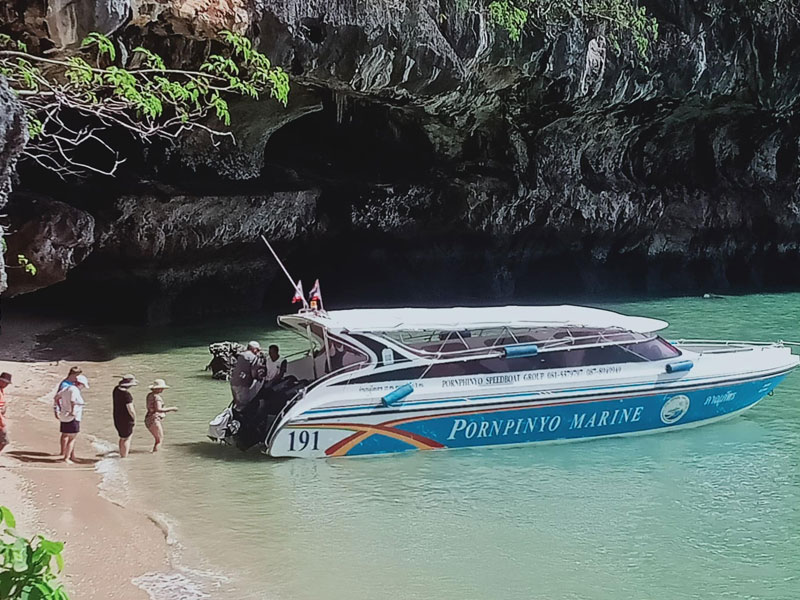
[288, 430, 319, 451]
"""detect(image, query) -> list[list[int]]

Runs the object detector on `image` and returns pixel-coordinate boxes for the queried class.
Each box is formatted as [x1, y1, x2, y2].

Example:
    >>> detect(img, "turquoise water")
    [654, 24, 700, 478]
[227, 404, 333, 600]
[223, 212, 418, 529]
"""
[83, 294, 800, 600]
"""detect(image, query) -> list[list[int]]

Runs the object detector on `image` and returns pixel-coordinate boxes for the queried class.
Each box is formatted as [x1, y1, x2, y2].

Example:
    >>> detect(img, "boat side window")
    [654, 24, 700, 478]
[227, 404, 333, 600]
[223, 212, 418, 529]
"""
[578, 345, 644, 365]
[311, 331, 369, 376]
[622, 337, 681, 360]
[343, 335, 680, 385]
[350, 334, 406, 366]
[426, 361, 474, 378]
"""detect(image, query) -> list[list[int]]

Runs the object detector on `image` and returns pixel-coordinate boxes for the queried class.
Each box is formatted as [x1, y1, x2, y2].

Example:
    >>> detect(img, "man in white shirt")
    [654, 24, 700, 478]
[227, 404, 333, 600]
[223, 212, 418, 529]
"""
[55, 374, 89, 464]
[265, 345, 287, 384]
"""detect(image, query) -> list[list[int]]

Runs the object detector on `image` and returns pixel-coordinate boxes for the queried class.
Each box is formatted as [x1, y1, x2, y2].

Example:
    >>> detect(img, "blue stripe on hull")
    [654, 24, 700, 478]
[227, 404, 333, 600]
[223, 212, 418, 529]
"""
[343, 374, 786, 456]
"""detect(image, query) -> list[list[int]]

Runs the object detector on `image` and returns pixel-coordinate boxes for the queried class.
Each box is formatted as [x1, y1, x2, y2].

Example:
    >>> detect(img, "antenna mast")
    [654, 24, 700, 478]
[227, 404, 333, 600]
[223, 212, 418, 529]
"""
[260, 235, 309, 309]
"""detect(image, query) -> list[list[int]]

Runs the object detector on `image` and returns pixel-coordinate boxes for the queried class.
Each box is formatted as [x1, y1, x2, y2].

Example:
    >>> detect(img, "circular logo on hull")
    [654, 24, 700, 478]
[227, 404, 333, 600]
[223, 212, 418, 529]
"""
[661, 394, 690, 424]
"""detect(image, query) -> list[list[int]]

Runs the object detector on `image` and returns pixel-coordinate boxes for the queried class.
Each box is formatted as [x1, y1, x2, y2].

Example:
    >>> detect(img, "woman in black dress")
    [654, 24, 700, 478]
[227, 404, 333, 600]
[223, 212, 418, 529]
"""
[113, 375, 138, 457]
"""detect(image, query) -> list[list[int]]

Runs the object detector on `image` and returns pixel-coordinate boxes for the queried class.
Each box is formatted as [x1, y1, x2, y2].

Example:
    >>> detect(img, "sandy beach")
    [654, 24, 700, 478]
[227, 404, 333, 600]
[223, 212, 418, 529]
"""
[0, 311, 172, 600]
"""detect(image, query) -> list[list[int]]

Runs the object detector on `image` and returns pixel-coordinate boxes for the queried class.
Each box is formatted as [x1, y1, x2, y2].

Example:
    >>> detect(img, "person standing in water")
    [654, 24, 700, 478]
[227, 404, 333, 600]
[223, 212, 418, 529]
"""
[53, 366, 82, 457]
[55, 374, 89, 464]
[0, 372, 12, 454]
[113, 375, 138, 458]
[230, 341, 264, 412]
[145, 379, 178, 452]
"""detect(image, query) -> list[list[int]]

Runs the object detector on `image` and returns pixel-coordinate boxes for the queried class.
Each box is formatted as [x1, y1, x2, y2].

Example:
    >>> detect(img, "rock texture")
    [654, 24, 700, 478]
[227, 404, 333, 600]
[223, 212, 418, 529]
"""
[4, 197, 95, 295]
[3, 0, 800, 321]
[0, 76, 28, 295]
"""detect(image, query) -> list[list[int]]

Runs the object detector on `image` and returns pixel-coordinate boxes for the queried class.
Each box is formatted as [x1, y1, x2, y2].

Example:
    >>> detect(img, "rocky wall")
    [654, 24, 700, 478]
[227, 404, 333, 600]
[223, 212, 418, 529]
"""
[3, 0, 800, 321]
[0, 76, 27, 295]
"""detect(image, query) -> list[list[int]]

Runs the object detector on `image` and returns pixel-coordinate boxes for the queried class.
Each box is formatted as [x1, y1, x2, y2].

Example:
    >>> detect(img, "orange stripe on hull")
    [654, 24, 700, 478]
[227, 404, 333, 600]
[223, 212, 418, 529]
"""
[287, 422, 444, 456]
[301, 393, 651, 456]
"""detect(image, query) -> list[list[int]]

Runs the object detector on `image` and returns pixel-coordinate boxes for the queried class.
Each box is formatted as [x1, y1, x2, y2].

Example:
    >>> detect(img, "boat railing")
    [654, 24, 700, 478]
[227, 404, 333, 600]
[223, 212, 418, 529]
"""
[672, 339, 790, 353]
[393, 329, 652, 359]
[392, 333, 663, 363]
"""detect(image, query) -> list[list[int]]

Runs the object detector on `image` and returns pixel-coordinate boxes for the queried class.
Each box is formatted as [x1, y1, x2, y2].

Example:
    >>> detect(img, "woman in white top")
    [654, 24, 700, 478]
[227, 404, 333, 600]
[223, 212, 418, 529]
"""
[55, 374, 89, 464]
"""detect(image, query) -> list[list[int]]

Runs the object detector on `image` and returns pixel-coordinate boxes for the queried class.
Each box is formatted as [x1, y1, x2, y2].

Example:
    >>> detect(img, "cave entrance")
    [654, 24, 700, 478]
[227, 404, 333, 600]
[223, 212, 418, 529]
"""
[262, 92, 436, 186]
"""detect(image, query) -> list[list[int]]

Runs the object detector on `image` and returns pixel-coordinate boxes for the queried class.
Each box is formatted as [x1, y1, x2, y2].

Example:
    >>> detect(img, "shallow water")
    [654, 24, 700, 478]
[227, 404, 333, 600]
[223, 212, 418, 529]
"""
[85, 294, 800, 600]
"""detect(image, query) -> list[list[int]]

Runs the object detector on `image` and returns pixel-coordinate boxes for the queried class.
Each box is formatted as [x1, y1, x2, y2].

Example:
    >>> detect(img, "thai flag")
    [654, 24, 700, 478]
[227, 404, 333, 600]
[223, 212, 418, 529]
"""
[309, 279, 322, 302]
[291, 280, 304, 304]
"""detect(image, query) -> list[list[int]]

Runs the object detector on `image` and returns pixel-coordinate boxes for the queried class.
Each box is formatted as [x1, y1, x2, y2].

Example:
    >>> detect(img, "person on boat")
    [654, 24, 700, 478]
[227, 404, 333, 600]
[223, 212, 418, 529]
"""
[231, 341, 265, 411]
[113, 375, 138, 458]
[144, 379, 178, 453]
[55, 374, 89, 464]
[0, 372, 12, 454]
[265, 345, 287, 385]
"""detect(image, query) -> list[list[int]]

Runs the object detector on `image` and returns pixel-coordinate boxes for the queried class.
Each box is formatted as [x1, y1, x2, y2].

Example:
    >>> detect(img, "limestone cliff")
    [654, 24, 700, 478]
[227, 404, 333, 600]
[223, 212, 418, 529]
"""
[0, 76, 28, 295]
[2, 0, 800, 322]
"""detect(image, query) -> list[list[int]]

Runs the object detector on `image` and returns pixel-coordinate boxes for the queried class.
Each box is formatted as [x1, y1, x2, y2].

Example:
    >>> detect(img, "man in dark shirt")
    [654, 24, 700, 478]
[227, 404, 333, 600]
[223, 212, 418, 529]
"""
[231, 341, 265, 411]
[113, 374, 138, 458]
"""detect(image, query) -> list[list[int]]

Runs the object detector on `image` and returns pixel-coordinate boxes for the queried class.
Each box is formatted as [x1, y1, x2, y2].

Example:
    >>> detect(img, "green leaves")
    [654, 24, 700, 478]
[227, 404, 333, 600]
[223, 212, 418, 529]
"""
[209, 93, 231, 126]
[0, 34, 27, 52]
[1, 28, 290, 178]
[16, 255, 37, 276]
[1, 506, 18, 529]
[81, 32, 116, 62]
[199, 31, 287, 106]
[0, 506, 69, 599]
[589, 0, 658, 60]
[489, 1, 529, 42]
[486, 0, 658, 61]
[132, 47, 166, 71]
[65, 57, 94, 87]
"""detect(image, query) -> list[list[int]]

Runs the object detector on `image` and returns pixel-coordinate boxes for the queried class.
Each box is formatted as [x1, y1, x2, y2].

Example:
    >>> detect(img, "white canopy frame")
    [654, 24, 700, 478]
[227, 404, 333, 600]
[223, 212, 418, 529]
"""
[279, 305, 669, 336]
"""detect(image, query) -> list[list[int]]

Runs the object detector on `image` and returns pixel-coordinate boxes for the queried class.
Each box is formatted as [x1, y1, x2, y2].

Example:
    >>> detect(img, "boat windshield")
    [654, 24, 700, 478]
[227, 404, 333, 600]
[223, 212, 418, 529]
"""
[340, 330, 681, 384]
[283, 323, 370, 383]
[383, 327, 656, 354]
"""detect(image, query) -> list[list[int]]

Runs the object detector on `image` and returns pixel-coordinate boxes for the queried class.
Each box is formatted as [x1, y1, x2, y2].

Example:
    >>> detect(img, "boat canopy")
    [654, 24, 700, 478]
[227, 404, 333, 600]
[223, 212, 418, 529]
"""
[278, 305, 669, 335]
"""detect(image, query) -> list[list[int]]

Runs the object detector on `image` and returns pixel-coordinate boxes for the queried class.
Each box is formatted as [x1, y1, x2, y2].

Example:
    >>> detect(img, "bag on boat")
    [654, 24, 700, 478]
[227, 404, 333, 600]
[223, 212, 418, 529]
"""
[208, 407, 237, 441]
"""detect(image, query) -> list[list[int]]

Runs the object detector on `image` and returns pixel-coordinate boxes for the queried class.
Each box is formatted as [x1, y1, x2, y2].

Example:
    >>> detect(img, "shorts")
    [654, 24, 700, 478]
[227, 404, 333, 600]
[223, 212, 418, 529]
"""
[60, 420, 80, 434]
[0, 427, 8, 446]
[114, 420, 134, 439]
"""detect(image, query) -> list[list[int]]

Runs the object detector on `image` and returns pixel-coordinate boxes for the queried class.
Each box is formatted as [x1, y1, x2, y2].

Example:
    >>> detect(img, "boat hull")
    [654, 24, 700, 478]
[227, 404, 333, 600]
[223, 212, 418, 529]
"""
[268, 371, 790, 458]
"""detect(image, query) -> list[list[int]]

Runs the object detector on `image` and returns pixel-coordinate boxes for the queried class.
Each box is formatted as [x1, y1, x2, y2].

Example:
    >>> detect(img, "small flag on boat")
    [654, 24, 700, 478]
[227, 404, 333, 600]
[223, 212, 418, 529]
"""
[309, 279, 322, 302]
[309, 279, 323, 310]
[291, 280, 304, 304]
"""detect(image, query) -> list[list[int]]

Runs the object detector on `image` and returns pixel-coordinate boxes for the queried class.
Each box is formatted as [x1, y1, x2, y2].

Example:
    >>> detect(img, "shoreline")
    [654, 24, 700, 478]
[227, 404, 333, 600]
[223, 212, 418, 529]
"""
[0, 312, 174, 600]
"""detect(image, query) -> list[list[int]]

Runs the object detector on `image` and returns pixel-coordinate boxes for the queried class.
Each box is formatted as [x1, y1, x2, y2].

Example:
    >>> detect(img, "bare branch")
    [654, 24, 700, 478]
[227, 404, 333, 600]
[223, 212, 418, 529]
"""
[1, 29, 289, 179]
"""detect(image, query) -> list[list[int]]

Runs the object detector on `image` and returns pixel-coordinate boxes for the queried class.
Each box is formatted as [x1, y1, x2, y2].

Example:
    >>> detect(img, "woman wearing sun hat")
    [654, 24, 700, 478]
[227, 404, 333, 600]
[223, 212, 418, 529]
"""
[144, 378, 178, 452]
[113, 375, 138, 458]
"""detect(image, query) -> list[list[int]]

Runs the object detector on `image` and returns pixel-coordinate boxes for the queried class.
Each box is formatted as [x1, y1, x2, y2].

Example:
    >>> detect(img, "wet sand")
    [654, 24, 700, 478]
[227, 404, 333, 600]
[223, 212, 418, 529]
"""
[0, 312, 171, 599]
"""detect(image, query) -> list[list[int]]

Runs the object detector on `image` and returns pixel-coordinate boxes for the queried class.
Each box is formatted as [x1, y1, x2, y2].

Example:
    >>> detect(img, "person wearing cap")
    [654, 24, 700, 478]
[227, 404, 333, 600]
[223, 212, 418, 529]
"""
[113, 375, 138, 458]
[230, 341, 265, 412]
[0, 372, 12, 454]
[53, 367, 82, 457]
[55, 374, 89, 464]
[144, 379, 178, 453]
[53, 366, 81, 416]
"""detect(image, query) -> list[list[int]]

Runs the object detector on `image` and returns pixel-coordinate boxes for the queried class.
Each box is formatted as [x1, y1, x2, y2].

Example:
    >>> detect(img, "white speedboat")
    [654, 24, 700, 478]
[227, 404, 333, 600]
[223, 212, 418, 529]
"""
[208, 305, 798, 458]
